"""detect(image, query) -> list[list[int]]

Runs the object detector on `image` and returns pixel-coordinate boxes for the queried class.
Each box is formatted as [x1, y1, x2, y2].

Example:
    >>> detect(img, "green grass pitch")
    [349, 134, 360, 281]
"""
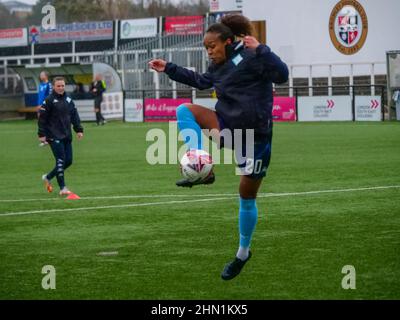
[0, 120, 399, 299]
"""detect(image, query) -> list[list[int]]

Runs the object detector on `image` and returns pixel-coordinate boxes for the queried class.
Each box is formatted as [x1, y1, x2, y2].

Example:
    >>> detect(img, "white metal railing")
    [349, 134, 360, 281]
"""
[288, 61, 386, 97]
[0, 51, 108, 66]
[0, 48, 387, 96]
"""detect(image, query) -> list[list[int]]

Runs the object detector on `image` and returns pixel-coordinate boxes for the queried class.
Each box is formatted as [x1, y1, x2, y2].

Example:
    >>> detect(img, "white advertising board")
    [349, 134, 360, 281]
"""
[101, 92, 124, 119]
[75, 100, 96, 121]
[298, 96, 352, 121]
[125, 99, 144, 122]
[0, 28, 27, 47]
[75, 92, 123, 121]
[120, 18, 158, 39]
[355, 96, 382, 121]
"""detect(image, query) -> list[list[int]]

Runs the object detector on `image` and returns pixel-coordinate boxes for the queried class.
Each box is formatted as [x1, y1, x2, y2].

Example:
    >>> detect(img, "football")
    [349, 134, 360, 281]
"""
[180, 149, 213, 182]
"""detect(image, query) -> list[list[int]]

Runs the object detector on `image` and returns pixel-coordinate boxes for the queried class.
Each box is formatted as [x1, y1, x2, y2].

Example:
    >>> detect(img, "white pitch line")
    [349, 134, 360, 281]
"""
[0, 185, 399, 217]
[0, 196, 237, 217]
[0, 124, 158, 135]
[0, 193, 238, 203]
[259, 185, 400, 197]
[97, 251, 119, 256]
[0, 185, 399, 204]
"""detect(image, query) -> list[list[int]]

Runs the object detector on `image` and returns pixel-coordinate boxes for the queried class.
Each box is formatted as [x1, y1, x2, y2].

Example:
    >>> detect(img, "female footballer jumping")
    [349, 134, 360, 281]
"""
[149, 14, 288, 280]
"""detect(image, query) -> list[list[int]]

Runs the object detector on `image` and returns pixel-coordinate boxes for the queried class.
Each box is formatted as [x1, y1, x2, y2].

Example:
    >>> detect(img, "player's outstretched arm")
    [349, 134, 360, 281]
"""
[149, 59, 213, 90]
[148, 59, 167, 72]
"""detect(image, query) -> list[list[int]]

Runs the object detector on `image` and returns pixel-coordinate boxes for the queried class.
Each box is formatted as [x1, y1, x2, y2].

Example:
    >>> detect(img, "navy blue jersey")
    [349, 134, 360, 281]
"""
[164, 42, 289, 141]
[38, 92, 83, 140]
[38, 81, 52, 106]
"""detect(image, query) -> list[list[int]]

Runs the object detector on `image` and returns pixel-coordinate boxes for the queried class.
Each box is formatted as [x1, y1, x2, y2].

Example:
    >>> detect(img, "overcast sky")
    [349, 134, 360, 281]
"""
[9, 0, 185, 4]
[0, 0, 37, 4]
[7, 0, 37, 4]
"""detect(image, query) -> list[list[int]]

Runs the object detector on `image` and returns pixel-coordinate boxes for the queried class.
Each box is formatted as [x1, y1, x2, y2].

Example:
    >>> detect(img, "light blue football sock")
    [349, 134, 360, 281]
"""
[176, 104, 202, 150]
[237, 197, 258, 260]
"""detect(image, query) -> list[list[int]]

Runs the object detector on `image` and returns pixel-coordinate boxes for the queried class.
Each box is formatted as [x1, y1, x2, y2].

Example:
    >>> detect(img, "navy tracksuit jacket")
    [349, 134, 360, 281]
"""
[38, 91, 83, 141]
[165, 42, 289, 141]
[37, 91, 83, 189]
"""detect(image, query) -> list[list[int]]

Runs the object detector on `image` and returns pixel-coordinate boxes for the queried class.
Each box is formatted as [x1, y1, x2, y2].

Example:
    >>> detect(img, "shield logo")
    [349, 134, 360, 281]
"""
[329, 1, 368, 55]
[338, 14, 359, 45]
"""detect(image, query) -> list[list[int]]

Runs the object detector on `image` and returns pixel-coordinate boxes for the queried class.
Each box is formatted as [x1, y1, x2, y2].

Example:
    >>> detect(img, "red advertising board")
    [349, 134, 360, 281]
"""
[165, 16, 204, 35]
[144, 98, 191, 122]
[0, 28, 27, 47]
[272, 97, 296, 122]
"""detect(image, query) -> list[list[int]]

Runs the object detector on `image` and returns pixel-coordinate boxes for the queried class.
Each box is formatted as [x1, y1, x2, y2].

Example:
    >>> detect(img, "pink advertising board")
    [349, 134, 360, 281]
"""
[144, 98, 191, 122]
[272, 97, 296, 122]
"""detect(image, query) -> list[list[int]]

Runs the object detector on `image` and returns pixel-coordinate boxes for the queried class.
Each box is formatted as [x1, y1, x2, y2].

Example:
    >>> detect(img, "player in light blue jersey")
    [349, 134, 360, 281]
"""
[37, 71, 52, 116]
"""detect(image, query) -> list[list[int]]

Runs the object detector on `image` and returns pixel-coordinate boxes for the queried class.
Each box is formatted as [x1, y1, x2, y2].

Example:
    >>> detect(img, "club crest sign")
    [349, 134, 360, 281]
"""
[329, 0, 368, 55]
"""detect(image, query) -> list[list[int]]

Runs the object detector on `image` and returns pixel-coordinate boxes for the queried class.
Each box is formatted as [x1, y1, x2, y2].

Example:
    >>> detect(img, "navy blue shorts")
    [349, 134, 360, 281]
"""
[216, 113, 272, 179]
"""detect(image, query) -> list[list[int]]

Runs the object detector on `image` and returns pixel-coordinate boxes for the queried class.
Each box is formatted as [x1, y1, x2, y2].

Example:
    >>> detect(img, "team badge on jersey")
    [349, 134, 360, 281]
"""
[232, 54, 243, 66]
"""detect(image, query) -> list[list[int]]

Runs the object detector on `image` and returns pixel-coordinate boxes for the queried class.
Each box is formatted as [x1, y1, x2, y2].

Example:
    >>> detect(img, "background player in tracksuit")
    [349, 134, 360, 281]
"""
[90, 74, 107, 125]
[37, 71, 52, 116]
[149, 14, 288, 280]
[38, 76, 84, 196]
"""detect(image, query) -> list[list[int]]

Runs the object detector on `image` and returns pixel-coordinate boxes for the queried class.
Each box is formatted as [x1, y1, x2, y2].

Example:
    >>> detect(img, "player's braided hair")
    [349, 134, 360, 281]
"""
[206, 14, 254, 41]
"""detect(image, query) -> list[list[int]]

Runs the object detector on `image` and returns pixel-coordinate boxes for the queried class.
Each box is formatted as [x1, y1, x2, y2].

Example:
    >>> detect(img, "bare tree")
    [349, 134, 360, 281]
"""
[0, 4, 25, 28]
